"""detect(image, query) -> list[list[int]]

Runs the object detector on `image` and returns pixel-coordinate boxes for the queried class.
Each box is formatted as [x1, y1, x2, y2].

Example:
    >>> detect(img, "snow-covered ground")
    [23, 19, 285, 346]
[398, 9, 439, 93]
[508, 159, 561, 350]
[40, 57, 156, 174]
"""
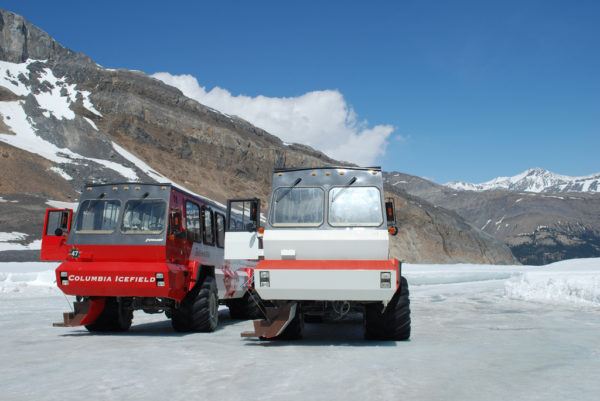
[1, 259, 599, 401]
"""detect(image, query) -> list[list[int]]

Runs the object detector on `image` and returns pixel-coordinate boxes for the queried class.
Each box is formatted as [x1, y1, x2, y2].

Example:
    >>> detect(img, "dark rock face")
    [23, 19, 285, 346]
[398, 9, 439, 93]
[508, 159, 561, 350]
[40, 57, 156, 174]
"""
[0, 8, 517, 264]
[385, 172, 600, 265]
[385, 188, 517, 264]
[0, 10, 83, 64]
[510, 228, 600, 265]
[0, 192, 48, 262]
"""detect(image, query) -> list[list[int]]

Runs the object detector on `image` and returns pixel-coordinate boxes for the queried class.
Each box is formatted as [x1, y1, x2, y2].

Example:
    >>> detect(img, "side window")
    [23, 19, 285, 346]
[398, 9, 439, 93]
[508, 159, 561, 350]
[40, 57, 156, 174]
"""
[215, 213, 225, 248]
[202, 207, 215, 246]
[185, 201, 201, 242]
[46, 210, 70, 236]
[236, 219, 243, 230]
[227, 199, 260, 232]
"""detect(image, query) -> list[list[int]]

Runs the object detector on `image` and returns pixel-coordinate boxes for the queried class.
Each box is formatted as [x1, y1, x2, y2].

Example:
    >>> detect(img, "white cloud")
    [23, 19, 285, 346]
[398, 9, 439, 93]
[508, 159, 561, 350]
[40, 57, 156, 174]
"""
[151, 72, 394, 166]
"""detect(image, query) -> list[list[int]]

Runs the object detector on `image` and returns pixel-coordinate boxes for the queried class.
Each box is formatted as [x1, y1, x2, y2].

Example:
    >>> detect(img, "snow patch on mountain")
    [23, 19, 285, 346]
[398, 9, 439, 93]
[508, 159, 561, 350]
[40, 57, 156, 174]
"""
[0, 232, 41, 252]
[0, 232, 27, 242]
[48, 166, 72, 180]
[83, 117, 98, 130]
[111, 142, 227, 209]
[46, 199, 78, 209]
[446, 168, 600, 193]
[0, 59, 138, 180]
[111, 142, 166, 183]
[34, 68, 78, 120]
[0, 59, 35, 96]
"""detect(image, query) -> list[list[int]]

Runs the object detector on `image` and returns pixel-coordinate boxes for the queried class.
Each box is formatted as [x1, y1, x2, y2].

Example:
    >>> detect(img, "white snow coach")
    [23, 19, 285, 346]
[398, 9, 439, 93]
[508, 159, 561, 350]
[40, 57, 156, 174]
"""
[224, 166, 411, 340]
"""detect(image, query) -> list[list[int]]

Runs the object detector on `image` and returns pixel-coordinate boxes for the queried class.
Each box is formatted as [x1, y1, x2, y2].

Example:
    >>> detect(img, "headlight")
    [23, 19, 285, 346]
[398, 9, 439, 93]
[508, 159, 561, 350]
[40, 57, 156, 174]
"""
[380, 271, 392, 288]
[259, 271, 270, 287]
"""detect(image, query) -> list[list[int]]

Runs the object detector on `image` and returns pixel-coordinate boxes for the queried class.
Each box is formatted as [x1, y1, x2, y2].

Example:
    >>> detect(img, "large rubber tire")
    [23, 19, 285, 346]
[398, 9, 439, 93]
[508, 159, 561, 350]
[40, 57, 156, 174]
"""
[365, 276, 411, 341]
[85, 298, 133, 332]
[226, 291, 263, 320]
[303, 314, 323, 324]
[171, 276, 219, 332]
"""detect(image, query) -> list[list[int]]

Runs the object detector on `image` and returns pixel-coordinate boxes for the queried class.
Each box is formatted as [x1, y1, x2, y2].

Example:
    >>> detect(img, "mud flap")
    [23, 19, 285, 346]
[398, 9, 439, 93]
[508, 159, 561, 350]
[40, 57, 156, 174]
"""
[53, 298, 106, 327]
[241, 302, 297, 339]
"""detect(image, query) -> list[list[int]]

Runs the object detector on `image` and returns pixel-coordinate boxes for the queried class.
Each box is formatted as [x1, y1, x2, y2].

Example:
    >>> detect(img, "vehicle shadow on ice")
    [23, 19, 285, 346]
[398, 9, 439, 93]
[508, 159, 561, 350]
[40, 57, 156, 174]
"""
[58, 311, 404, 346]
[58, 310, 241, 337]
[243, 319, 402, 347]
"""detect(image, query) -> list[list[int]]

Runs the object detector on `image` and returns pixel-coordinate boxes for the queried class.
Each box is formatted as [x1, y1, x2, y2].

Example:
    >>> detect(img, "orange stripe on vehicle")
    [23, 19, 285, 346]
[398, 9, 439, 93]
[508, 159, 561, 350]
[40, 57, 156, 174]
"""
[257, 259, 399, 270]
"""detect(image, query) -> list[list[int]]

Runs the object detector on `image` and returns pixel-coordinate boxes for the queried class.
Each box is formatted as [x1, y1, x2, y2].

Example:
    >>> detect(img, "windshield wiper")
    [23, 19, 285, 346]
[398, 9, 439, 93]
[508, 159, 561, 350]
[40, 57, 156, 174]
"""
[331, 176, 357, 203]
[276, 178, 302, 202]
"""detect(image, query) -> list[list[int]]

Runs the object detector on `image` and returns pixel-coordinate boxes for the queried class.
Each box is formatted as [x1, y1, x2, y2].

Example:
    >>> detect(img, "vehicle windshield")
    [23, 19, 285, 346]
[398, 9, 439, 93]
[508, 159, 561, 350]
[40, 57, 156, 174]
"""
[328, 187, 383, 227]
[121, 199, 167, 234]
[75, 200, 121, 234]
[271, 187, 324, 227]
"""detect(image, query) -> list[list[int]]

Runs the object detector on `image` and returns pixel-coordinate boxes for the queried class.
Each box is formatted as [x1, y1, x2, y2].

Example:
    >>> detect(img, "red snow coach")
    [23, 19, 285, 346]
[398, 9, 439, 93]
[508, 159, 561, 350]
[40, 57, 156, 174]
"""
[41, 183, 262, 332]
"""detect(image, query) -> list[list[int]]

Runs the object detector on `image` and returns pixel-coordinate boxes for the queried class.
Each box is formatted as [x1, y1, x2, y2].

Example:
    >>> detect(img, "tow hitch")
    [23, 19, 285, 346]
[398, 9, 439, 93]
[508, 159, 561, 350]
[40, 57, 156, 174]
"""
[53, 298, 106, 327]
[241, 302, 298, 339]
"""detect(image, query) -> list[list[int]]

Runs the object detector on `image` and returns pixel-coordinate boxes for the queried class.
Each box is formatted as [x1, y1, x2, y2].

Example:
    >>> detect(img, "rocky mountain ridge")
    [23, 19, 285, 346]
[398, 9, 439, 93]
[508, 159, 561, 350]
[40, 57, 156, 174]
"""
[0, 8, 517, 264]
[386, 171, 600, 265]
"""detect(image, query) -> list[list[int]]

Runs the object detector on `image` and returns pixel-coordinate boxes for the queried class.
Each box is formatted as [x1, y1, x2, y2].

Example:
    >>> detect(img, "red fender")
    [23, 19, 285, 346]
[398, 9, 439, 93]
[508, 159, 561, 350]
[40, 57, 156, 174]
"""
[79, 297, 106, 325]
[187, 260, 200, 292]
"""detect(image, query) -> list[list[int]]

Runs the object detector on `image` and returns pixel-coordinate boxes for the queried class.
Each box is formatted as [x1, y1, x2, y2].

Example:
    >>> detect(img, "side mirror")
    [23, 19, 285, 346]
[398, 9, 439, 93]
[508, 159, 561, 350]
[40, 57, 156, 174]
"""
[54, 228, 64, 236]
[385, 198, 398, 236]
[385, 198, 396, 226]
[246, 222, 257, 232]
[250, 202, 258, 222]
[169, 210, 184, 238]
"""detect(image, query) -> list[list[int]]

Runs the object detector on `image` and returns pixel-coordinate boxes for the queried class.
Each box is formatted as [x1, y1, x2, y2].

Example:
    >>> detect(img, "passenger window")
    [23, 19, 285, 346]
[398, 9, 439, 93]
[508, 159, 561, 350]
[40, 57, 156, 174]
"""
[215, 213, 225, 248]
[328, 187, 383, 227]
[185, 201, 201, 242]
[202, 207, 215, 245]
[122, 200, 166, 234]
[76, 200, 121, 233]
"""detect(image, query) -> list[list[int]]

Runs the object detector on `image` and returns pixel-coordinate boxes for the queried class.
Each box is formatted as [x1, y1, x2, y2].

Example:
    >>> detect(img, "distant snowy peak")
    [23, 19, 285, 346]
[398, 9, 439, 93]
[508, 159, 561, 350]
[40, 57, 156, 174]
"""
[446, 168, 600, 193]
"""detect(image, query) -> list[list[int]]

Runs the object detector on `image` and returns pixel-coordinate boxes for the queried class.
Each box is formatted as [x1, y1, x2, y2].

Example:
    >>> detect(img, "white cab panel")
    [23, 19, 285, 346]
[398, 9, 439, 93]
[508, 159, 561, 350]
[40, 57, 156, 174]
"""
[263, 229, 388, 260]
[224, 231, 259, 260]
[254, 268, 397, 302]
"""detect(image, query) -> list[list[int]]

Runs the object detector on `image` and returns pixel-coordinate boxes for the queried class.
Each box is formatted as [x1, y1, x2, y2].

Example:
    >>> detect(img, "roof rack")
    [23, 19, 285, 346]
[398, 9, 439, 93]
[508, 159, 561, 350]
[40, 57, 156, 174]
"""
[273, 166, 381, 173]
[84, 182, 172, 188]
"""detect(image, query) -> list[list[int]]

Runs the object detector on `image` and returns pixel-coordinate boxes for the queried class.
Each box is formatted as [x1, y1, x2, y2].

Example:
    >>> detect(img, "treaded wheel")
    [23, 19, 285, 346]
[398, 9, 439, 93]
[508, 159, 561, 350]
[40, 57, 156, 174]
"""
[226, 291, 263, 320]
[365, 276, 411, 341]
[85, 298, 133, 332]
[172, 276, 219, 332]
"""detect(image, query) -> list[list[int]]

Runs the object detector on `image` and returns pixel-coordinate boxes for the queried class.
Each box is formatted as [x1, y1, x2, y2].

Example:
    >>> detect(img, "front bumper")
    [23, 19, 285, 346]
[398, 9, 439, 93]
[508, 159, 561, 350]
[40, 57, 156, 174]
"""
[254, 259, 400, 303]
[56, 261, 188, 301]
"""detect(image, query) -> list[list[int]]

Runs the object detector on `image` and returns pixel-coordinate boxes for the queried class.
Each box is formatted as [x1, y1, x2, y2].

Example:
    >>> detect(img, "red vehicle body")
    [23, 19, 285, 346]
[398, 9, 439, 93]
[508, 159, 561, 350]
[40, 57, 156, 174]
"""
[42, 183, 260, 332]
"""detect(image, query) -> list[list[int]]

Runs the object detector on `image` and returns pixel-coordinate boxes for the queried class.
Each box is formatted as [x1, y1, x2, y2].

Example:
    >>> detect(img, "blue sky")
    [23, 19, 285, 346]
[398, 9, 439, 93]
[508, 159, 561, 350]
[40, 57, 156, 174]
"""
[4, 0, 599, 183]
